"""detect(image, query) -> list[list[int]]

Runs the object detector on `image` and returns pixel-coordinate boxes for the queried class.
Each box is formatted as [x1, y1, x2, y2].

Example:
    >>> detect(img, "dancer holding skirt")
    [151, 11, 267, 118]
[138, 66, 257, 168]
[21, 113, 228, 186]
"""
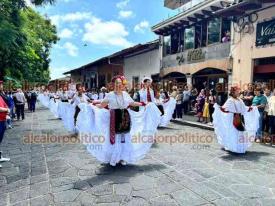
[83, 75, 161, 166]
[213, 86, 260, 153]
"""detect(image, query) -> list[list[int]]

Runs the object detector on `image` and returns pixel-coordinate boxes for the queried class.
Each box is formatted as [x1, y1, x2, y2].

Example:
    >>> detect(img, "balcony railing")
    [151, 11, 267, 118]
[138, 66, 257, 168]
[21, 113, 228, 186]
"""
[162, 42, 230, 68]
[178, 0, 207, 12]
[164, 0, 208, 10]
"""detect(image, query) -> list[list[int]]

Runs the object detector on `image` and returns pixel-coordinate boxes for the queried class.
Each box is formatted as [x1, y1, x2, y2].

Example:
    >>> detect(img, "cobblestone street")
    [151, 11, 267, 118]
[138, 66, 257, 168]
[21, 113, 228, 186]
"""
[1, 104, 275, 206]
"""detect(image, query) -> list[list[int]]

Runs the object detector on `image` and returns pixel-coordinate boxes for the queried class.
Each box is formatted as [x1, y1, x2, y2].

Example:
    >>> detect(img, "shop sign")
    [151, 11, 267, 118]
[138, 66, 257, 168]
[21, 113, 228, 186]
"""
[256, 18, 275, 46]
[187, 48, 205, 62]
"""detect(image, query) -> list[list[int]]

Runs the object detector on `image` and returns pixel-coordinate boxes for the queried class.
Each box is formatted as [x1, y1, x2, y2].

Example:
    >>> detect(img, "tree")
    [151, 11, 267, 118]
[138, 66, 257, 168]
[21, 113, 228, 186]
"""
[19, 8, 59, 82]
[31, 0, 56, 6]
[0, 0, 58, 83]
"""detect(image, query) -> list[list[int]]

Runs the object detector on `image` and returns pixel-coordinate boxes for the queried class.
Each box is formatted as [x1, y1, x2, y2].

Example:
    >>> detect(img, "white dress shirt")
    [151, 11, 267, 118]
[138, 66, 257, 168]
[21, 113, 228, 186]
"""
[13, 92, 26, 105]
[139, 88, 155, 103]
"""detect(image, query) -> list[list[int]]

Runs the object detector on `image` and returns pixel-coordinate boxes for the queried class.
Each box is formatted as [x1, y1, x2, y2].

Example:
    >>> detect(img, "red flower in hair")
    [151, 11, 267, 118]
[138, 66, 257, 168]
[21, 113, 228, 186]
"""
[111, 75, 127, 85]
[230, 86, 240, 93]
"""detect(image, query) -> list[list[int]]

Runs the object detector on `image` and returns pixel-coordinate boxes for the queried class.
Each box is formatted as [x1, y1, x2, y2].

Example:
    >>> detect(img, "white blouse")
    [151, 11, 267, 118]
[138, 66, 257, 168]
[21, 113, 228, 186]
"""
[155, 98, 164, 105]
[139, 88, 155, 103]
[102, 91, 134, 109]
[268, 96, 275, 116]
[223, 97, 247, 114]
[72, 93, 89, 106]
[92, 94, 99, 100]
[58, 91, 69, 101]
[99, 92, 107, 100]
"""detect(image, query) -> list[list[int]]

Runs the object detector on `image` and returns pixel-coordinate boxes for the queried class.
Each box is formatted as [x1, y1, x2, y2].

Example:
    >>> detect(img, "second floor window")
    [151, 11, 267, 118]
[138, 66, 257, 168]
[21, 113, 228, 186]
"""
[171, 32, 180, 54]
[184, 27, 195, 50]
[208, 18, 221, 45]
[163, 35, 171, 56]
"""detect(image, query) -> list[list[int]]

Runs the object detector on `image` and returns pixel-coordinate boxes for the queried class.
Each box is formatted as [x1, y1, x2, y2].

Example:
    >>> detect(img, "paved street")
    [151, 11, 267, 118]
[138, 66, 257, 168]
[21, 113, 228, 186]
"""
[1, 104, 275, 206]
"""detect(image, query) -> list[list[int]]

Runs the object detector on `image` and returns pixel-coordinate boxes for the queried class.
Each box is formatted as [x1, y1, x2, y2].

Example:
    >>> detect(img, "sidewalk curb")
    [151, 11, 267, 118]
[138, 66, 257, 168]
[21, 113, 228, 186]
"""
[171, 120, 214, 131]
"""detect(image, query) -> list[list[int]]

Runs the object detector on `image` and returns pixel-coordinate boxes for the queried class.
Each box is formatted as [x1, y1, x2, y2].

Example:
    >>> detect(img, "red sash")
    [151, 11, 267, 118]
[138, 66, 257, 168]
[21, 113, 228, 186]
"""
[147, 88, 152, 102]
[110, 110, 116, 145]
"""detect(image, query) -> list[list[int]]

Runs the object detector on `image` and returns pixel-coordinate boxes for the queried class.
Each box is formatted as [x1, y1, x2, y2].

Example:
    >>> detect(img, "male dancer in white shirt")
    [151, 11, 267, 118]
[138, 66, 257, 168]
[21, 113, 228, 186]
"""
[139, 77, 155, 104]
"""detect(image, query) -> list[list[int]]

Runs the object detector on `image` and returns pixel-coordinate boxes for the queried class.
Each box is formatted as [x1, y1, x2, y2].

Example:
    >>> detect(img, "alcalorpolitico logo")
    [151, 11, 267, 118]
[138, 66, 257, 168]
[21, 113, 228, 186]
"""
[22, 132, 215, 145]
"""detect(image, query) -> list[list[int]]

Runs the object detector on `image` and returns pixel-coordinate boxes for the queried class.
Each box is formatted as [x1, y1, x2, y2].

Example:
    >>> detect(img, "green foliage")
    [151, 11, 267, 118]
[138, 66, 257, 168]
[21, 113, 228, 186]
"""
[31, 0, 56, 6]
[0, 0, 58, 84]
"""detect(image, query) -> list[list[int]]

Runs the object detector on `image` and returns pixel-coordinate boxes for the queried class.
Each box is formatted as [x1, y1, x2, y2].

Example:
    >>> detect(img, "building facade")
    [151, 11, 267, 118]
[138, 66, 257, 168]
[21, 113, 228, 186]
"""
[217, 0, 275, 90]
[64, 55, 124, 90]
[124, 41, 160, 89]
[63, 43, 158, 90]
[48, 77, 71, 91]
[152, 0, 233, 94]
[154, 0, 275, 92]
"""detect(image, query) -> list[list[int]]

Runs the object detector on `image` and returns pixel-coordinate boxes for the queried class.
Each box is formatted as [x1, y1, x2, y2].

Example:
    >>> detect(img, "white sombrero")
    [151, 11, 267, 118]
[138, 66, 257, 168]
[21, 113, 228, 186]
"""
[142, 77, 153, 83]
[101, 87, 107, 91]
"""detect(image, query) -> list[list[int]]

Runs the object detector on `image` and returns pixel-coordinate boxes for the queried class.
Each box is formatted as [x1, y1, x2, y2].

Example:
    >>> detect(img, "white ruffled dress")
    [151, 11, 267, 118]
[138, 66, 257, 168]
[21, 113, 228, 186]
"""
[49, 98, 60, 118]
[158, 98, 176, 127]
[58, 101, 75, 132]
[77, 91, 162, 166]
[213, 98, 260, 153]
[38, 93, 50, 108]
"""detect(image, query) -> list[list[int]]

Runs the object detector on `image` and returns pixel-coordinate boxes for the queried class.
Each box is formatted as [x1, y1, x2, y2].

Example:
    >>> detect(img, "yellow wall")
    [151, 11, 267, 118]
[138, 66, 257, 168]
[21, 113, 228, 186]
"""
[231, 6, 275, 87]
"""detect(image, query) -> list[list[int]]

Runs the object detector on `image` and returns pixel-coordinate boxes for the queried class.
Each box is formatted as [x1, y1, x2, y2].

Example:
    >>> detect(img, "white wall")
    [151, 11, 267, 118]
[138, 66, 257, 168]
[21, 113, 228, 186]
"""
[124, 49, 160, 89]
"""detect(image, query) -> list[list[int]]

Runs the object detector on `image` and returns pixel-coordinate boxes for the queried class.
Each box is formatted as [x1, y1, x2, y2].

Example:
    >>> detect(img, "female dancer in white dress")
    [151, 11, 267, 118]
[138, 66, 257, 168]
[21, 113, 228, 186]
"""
[38, 89, 50, 108]
[139, 77, 155, 104]
[49, 91, 60, 118]
[71, 85, 90, 132]
[84, 75, 161, 166]
[56, 86, 74, 119]
[139, 77, 176, 127]
[213, 86, 260, 153]
[155, 91, 176, 127]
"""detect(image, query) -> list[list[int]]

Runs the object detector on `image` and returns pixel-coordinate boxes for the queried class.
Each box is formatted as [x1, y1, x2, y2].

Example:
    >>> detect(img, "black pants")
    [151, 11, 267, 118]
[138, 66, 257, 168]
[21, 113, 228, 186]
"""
[74, 106, 80, 126]
[0, 121, 6, 144]
[30, 100, 36, 112]
[209, 104, 215, 123]
[183, 101, 189, 114]
[269, 116, 275, 135]
[175, 104, 183, 119]
[263, 112, 269, 133]
[16, 104, 25, 120]
[157, 105, 164, 116]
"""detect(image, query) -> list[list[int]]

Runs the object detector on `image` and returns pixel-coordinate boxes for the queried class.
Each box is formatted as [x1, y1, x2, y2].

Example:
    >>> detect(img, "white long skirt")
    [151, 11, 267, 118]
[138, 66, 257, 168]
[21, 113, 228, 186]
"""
[38, 94, 50, 108]
[49, 99, 59, 118]
[57, 101, 69, 120]
[159, 98, 176, 127]
[213, 104, 260, 153]
[77, 103, 161, 166]
[61, 103, 75, 132]
[76, 103, 95, 133]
